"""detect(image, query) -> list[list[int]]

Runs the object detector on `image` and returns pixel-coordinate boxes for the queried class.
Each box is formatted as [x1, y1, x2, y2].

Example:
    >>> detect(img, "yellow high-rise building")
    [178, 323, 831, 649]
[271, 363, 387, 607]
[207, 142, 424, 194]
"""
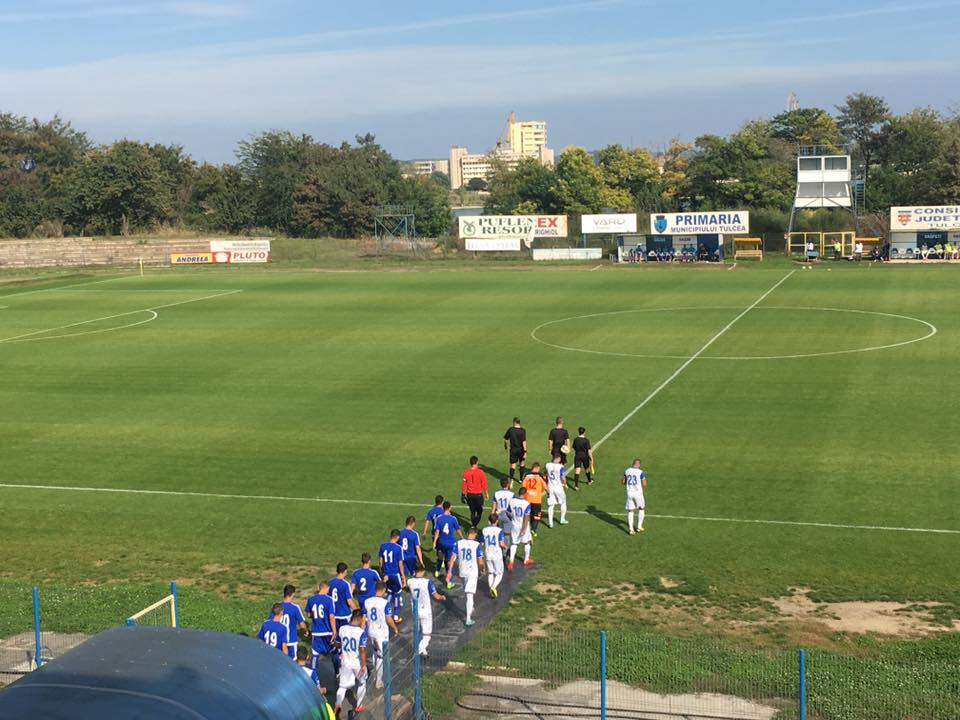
[448, 112, 554, 190]
[506, 113, 548, 157]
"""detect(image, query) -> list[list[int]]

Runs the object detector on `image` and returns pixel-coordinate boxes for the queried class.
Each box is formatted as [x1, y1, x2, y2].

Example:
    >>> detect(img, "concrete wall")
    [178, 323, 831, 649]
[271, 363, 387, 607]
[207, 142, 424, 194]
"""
[0, 238, 220, 269]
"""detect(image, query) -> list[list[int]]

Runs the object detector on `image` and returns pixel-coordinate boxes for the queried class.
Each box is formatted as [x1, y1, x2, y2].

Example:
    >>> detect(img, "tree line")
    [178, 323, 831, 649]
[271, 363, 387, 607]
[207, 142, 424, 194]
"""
[1, 92, 958, 239]
[0, 122, 450, 239]
[484, 93, 960, 232]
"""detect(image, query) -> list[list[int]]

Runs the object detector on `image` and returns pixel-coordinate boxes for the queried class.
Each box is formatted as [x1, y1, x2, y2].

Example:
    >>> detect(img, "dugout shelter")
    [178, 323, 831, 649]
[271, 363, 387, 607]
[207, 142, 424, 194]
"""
[0, 625, 325, 720]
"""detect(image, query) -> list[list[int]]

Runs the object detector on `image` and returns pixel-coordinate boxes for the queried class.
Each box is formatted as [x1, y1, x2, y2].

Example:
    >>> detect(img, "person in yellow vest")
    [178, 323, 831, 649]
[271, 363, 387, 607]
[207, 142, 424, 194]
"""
[833, 240, 842, 260]
[934, 243, 944, 259]
[945, 242, 954, 260]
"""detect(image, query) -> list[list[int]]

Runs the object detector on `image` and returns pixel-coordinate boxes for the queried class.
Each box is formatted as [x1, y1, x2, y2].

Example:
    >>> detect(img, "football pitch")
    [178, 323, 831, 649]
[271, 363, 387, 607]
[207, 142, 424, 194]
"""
[0, 262, 958, 645]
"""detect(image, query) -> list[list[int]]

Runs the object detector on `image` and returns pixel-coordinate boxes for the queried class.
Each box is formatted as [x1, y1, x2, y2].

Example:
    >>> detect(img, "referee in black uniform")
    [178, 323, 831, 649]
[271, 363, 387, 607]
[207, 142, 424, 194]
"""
[548, 416, 570, 465]
[503, 417, 527, 486]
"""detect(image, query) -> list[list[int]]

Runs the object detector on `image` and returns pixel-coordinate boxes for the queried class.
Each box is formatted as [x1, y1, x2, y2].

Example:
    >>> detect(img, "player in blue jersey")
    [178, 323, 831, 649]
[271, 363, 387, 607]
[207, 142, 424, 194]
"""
[399, 515, 423, 578]
[305, 580, 338, 671]
[432, 501, 463, 586]
[328, 562, 357, 630]
[379, 530, 407, 623]
[270, 584, 307, 659]
[422, 495, 445, 544]
[351, 553, 381, 613]
[257, 603, 288, 654]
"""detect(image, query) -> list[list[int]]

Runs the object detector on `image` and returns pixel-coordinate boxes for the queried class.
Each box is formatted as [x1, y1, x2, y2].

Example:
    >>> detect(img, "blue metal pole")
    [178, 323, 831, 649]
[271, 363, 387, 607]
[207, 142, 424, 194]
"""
[383, 639, 393, 720]
[32, 587, 42, 669]
[171, 580, 179, 627]
[413, 601, 422, 720]
[799, 648, 806, 720]
[600, 630, 607, 720]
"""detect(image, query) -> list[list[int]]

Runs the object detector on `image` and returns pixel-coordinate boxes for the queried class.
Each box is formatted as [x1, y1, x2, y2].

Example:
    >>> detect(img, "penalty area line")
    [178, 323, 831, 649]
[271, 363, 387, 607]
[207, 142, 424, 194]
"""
[0, 483, 957, 535]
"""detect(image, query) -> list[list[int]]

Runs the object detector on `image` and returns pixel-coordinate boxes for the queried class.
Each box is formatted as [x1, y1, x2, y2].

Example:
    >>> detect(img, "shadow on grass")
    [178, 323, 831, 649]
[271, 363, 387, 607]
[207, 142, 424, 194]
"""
[584, 504, 629, 533]
[479, 464, 509, 484]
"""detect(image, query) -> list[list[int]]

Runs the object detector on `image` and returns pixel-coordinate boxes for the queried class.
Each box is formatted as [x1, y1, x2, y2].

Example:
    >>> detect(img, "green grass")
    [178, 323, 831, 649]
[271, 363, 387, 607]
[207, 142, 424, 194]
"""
[0, 261, 957, 713]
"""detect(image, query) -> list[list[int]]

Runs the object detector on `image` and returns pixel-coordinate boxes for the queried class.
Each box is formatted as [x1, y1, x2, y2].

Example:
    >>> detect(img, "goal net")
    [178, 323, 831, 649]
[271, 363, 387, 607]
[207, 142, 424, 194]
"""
[126, 581, 179, 628]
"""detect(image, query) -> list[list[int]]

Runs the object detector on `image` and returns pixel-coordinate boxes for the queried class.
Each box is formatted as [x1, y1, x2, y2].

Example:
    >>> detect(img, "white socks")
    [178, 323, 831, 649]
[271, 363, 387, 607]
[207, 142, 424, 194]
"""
[465, 593, 474, 622]
[560, 502, 567, 523]
[636, 509, 645, 530]
[628, 510, 645, 532]
[628, 510, 635, 532]
[524, 544, 531, 562]
[548, 505, 555, 525]
[418, 633, 430, 655]
[488, 573, 503, 591]
[509, 544, 518, 562]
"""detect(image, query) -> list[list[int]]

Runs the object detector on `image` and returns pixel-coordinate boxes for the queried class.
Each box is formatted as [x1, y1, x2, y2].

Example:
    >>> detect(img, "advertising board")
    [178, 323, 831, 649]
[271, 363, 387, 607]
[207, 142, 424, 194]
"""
[650, 211, 749, 235]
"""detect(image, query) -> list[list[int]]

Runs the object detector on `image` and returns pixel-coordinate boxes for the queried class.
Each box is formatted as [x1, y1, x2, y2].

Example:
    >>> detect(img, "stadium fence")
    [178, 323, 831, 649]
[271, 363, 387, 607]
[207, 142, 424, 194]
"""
[5, 586, 958, 718]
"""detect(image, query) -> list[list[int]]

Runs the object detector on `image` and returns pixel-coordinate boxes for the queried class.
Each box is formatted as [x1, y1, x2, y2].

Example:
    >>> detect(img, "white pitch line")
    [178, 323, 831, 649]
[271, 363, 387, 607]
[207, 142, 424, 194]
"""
[0, 274, 136, 299]
[727, 263, 737, 271]
[593, 270, 795, 450]
[0, 289, 242, 344]
[0, 483, 956, 535]
[589, 265, 602, 272]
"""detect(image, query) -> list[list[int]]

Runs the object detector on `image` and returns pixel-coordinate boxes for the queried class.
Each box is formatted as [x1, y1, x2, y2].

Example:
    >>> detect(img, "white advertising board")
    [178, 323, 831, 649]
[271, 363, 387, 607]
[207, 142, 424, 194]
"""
[581, 213, 637, 234]
[650, 211, 749, 235]
[465, 238, 522, 252]
[458, 215, 568, 246]
[210, 239, 272, 263]
[890, 206, 960, 232]
[532, 248, 603, 261]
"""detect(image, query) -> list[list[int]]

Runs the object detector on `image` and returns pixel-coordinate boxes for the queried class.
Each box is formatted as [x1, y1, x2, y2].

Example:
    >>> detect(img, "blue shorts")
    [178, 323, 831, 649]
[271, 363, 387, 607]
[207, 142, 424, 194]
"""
[403, 558, 416, 577]
[386, 574, 402, 594]
[438, 544, 456, 562]
[312, 634, 333, 655]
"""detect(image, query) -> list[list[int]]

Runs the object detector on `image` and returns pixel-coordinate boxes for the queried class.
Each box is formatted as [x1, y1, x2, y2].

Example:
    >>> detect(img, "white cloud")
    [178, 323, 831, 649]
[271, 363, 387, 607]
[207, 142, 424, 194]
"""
[0, 41, 950, 129]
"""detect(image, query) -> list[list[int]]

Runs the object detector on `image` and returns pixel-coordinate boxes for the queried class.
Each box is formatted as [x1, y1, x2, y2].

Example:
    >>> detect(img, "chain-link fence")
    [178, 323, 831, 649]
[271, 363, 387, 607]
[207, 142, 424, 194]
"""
[412, 628, 959, 720]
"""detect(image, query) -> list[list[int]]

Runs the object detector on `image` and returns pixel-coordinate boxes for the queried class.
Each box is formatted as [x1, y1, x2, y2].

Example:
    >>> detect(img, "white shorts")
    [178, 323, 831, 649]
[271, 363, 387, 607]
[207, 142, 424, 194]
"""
[419, 615, 433, 637]
[626, 493, 645, 510]
[511, 528, 531, 544]
[339, 664, 366, 689]
[486, 552, 504, 575]
[460, 574, 478, 594]
[369, 634, 387, 657]
[547, 486, 566, 507]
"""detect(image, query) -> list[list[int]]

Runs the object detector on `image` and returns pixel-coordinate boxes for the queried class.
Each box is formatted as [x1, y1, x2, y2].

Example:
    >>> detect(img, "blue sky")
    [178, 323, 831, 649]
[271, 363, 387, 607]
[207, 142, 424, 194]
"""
[1, 0, 958, 162]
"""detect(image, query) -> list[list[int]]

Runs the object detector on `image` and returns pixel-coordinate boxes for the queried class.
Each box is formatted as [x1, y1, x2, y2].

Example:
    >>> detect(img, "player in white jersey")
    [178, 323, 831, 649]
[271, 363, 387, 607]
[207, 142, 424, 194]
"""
[623, 457, 648, 535]
[363, 582, 398, 689]
[491, 478, 515, 529]
[447, 527, 485, 626]
[544, 454, 569, 528]
[507, 487, 533, 570]
[406, 563, 446, 657]
[481, 513, 508, 597]
[335, 609, 368, 716]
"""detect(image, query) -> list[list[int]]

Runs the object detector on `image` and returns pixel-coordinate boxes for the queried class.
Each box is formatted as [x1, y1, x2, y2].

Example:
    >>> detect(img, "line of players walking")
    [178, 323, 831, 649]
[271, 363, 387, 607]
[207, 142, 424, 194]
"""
[256, 416, 648, 718]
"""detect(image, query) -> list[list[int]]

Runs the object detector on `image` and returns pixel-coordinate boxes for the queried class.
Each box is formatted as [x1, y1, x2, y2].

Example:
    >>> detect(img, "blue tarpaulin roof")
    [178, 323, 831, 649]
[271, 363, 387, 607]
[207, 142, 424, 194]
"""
[0, 625, 324, 720]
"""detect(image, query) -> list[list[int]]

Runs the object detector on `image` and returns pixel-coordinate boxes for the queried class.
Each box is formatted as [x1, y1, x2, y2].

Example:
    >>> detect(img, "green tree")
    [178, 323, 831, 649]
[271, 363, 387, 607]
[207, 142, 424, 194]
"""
[465, 177, 488, 192]
[549, 147, 605, 214]
[484, 157, 555, 214]
[60, 140, 173, 234]
[393, 175, 452, 237]
[205, 165, 256, 233]
[660, 139, 693, 209]
[835, 93, 890, 181]
[292, 135, 401, 238]
[597, 144, 661, 211]
[770, 108, 843, 150]
[237, 130, 323, 232]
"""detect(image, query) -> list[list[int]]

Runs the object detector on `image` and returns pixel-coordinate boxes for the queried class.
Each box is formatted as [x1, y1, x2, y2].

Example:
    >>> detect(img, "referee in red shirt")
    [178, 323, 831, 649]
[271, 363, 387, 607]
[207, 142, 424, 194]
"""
[461, 456, 489, 528]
